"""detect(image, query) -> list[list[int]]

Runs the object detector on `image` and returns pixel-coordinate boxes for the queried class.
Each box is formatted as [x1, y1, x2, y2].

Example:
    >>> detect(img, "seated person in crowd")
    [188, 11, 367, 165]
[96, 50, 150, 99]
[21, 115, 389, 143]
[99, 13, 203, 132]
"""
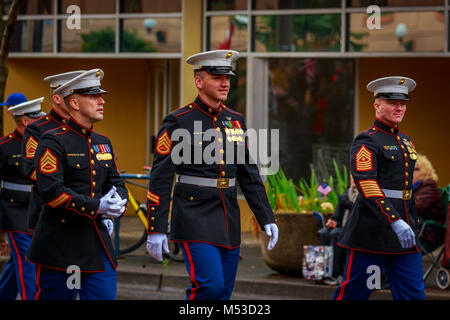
[318, 175, 358, 285]
[413, 153, 446, 249]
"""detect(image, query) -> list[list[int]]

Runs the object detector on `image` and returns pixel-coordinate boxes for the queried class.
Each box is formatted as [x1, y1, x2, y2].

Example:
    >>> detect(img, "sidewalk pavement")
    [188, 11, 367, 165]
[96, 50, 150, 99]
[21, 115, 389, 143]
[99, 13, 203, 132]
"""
[116, 217, 450, 300]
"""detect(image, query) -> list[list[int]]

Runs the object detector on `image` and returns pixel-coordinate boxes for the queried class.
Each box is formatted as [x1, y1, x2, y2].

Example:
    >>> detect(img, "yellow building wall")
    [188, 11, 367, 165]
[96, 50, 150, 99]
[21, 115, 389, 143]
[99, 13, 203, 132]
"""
[358, 58, 450, 186]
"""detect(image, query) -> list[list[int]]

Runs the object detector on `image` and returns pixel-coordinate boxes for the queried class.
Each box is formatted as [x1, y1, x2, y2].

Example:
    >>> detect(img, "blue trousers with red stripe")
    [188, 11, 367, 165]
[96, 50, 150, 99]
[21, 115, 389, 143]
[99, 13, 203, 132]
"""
[333, 249, 425, 300]
[0, 232, 36, 300]
[181, 242, 240, 300]
[35, 248, 116, 300]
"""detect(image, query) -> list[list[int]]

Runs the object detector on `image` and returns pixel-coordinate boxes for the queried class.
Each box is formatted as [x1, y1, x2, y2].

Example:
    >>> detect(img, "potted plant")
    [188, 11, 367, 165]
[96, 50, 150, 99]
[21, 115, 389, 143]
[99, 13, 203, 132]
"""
[256, 160, 348, 276]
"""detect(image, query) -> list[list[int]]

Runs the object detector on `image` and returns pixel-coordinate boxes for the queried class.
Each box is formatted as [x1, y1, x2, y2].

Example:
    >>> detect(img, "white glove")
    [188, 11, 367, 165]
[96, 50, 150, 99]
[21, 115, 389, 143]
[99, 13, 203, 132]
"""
[391, 219, 416, 249]
[99, 187, 127, 218]
[264, 223, 279, 250]
[102, 218, 114, 236]
[146, 233, 169, 262]
[98, 186, 120, 214]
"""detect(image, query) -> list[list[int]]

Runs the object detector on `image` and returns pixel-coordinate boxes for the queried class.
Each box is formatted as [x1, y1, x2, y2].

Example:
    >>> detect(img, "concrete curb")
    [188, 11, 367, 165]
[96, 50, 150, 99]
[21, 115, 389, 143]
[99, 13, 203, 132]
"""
[116, 269, 450, 300]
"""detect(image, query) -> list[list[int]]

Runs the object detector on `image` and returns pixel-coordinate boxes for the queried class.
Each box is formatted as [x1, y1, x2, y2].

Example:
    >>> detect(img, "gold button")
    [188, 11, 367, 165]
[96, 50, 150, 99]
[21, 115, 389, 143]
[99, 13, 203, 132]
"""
[189, 105, 193, 108]
[218, 138, 223, 142]
[386, 207, 390, 211]
[417, 219, 420, 223]
[105, 164, 109, 168]
[391, 215, 395, 218]
[390, 128, 394, 133]
[216, 127, 221, 132]
[88, 139, 92, 144]
[213, 117, 217, 122]
[62, 127, 67, 131]
[151, 207, 155, 211]
[221, 171, 226, 177]
[81, 207, 85, 212]
[380, 200, 385, 204]
[405, 172, 408, 177]
[189, 196, 194, 201]
[391, 156, 395, 160]
[71, 203, 76, 207]
[91, 160, 95, 165]
[91, 193, 95, 197]
[82, 129, 87, 134]
[372, 128, 376, 131]
[401, 145, 404, 149]
[93, 170, 96, 175]
[92, 181, 96, 187]
[90, 211, 95, 215]
[208, 108, 212, 113]
[220, 149, 224, 154]
[150, 227, 155, 231]
[76, 164, 80, 168]
[221, 160, 225, 165]
[9, 198, 13, 203]
[62, 119, 66, 123]
[15, 162, 19, 166]
[91, 149, 94, 154]
[406, 181, 409, 186]
[8, 135, 12, 138]
[405, 163, 408, 167]
[45, 117, 49, 121]
[404, 153, 407, 157]
[151, 217, 155, 221]
[397, 136, 400, 140]
[61, 219, 65, 223]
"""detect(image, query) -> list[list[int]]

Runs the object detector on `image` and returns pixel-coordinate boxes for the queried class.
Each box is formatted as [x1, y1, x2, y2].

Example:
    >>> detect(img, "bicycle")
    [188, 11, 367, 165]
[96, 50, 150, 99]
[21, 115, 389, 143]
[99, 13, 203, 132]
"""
[113, 169, 184, 262]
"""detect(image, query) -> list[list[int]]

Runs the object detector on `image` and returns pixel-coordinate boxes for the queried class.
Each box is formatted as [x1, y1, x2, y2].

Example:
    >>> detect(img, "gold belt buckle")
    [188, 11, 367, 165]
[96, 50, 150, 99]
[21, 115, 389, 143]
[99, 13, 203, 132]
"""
[217, 178, 229, 188]
[402, 190, 411, 200]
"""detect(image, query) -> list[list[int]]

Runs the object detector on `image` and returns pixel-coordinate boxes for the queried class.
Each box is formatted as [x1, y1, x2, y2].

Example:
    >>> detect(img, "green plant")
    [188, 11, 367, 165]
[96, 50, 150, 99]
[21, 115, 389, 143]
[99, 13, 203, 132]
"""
[265, 167, 300, 213]
[326, 159, 349, 208]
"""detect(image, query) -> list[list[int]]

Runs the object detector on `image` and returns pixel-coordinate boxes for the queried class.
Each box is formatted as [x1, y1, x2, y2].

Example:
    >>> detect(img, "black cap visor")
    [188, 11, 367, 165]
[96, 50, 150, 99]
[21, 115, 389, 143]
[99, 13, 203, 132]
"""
[72, 86, 109, 95]
[195, 66, 236, 76]
[375, 92, 409, 101]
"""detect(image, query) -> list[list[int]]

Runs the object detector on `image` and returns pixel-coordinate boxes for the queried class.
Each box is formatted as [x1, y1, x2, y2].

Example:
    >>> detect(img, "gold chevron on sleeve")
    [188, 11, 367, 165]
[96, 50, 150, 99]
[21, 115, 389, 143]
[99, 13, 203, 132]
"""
[155, 130, 172, 155]
[30, 170, 37, 181]
[146, 190, 160, 205]
[356, 144, 373, 171]
[359, 180, 384, 198]
[47, 193, 70, 208]
[39, 148, 58, 174]
[26, 136, 38, 159]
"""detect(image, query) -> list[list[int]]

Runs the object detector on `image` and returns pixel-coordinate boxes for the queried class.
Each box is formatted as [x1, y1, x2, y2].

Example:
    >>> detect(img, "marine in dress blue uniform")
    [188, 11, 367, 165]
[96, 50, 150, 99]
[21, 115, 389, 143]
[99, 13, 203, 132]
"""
[0, 97, 46, 300]
[26, 69, 128, 300]
[145, 50, 278, 300]
[333, 76, 425, 300]
[21, 71, 85, 232]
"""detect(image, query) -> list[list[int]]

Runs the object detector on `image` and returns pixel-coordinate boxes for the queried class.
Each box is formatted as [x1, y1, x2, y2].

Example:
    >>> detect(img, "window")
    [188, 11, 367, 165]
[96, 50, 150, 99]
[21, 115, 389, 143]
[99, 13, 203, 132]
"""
[120, 0, 181, 13]
[348, 11, 445, 52]
[254, 0, 341, 9]
[207, 15, 248, 51]
[11, 19, 53, 52]
[253, 14, 341, 52]
[59, 18, 116, 53]
[120, 18, 181, 52]
[268, 58, 355, 182]
[58, 0, 115, 14]
[206, 0, 248, 11]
